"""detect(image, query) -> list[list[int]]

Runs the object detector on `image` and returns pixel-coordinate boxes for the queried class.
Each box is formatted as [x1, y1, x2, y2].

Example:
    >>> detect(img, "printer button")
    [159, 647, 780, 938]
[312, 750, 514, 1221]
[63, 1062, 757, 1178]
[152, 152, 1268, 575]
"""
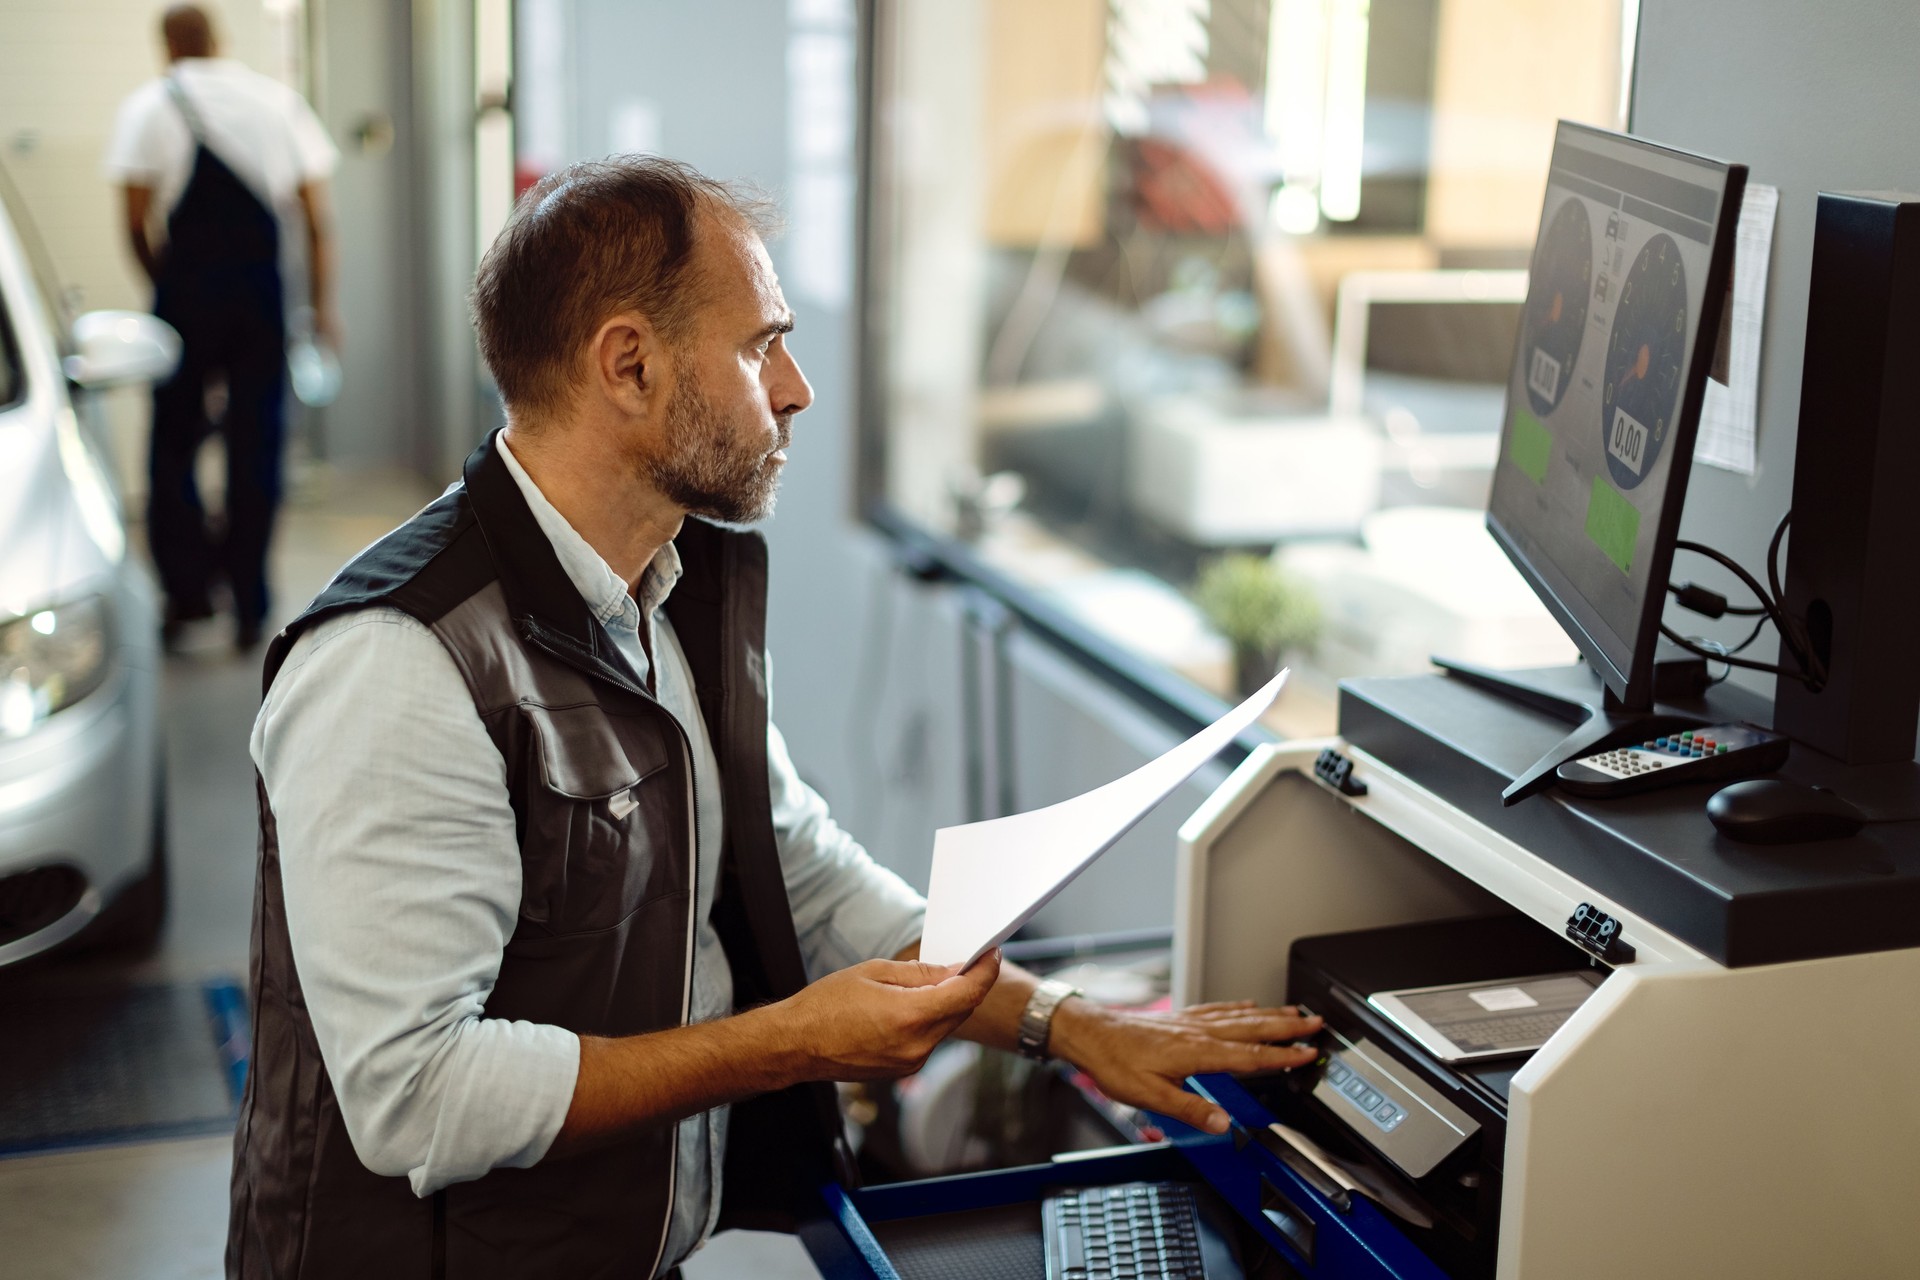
[1326, 1062, 1351, 1085]
[1374, 1100, 1399, 1122]
[1359, 1089, 1384, 1110]
[1343, 1078, 1368, 1099]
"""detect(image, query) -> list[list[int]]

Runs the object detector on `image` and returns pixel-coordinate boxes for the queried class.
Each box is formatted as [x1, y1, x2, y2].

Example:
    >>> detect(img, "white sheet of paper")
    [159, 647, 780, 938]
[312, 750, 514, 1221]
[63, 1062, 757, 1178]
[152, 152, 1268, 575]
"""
[1696, 183, 1778, 477]
[919, 669, 1290, 967]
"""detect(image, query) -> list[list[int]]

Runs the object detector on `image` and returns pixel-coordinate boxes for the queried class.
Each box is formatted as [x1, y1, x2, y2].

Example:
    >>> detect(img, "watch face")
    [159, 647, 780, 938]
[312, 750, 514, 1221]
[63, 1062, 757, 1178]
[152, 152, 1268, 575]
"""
[1601, 232, 1688, 490]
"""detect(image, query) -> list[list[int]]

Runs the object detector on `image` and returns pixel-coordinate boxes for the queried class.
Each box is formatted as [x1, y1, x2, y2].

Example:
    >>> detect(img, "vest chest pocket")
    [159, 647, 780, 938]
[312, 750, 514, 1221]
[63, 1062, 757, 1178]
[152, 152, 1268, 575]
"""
[517, 703, 684, 935]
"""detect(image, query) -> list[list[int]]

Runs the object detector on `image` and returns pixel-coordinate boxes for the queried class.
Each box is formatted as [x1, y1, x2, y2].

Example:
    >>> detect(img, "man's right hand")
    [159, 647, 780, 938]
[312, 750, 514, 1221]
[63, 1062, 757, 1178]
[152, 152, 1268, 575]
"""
[772, 950, 1002, 1081]
[556, 950, 1000, 1152]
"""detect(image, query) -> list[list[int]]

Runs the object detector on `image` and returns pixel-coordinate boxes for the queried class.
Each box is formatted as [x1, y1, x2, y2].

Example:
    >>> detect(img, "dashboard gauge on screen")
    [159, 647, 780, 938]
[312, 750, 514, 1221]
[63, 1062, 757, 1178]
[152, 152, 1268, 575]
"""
[1521, 197, 1593, 417]
[1601, 233, 1688, 490]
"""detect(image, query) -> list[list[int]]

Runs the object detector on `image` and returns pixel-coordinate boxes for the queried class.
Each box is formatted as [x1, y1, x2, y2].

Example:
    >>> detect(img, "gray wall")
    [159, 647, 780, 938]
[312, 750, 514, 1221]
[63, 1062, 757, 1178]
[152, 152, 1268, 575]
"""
[315, 0, 421, 471]
[1634, 0, 1920, 692]
[412, 0, 486, 480]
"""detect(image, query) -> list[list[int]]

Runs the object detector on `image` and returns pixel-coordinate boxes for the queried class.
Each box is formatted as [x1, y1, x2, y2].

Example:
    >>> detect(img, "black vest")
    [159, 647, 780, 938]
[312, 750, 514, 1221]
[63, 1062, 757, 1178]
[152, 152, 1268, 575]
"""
[227, 432, 843, 1278]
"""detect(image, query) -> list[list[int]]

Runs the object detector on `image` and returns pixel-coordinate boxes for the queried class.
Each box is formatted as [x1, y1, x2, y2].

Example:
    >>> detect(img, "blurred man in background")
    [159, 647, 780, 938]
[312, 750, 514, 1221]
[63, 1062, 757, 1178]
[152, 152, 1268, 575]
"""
[104, 3, 339, 649]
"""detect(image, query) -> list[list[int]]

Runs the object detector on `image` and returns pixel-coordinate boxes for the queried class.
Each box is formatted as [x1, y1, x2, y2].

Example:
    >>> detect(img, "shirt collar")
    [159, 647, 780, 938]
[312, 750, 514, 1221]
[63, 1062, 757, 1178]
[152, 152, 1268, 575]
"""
[495, 433, 682, 628]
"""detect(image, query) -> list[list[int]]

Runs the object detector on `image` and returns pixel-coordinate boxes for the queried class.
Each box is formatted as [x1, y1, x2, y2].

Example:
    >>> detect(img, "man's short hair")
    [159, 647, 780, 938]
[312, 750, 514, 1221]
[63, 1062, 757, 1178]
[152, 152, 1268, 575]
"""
[470, 155, 777, 416]
[162, 5, 216, 58]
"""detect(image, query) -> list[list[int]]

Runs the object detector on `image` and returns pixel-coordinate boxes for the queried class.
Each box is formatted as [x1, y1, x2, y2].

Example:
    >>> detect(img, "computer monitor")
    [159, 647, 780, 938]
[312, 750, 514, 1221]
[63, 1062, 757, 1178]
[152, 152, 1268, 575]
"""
[1487, 121, 1746, 710]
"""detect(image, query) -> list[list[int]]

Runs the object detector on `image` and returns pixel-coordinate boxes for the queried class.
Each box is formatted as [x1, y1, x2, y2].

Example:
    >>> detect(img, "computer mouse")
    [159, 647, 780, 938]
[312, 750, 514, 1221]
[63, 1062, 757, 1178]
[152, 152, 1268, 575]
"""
[1706, 779, 1866, 845]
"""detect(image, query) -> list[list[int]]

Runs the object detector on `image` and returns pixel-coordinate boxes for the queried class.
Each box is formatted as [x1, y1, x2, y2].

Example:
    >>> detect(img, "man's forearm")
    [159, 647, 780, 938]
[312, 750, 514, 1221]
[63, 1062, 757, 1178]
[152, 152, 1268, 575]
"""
[306, 217, 332, 318]
[893, 939, 1322, 1136]
[551, 1002, 808, 1156]
[122, 185, 159, 284]
[297, 181, 336, 335]
[131, 228, 160, 285]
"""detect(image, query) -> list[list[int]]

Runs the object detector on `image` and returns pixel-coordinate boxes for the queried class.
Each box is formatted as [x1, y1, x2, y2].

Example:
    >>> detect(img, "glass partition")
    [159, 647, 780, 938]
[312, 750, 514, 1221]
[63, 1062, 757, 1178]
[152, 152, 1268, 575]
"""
[863, 0, 1633, 730]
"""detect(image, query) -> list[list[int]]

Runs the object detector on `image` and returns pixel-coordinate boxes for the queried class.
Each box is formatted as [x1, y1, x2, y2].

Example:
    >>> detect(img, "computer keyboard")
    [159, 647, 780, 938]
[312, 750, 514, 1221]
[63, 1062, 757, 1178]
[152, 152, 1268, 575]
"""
[1446, 1009, 1573, 1051]
[1042, 1182, 1212, 1280]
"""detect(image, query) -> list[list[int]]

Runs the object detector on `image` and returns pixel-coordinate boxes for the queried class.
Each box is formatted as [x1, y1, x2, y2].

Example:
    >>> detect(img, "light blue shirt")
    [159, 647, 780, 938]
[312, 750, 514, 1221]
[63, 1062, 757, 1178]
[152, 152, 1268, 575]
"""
[251, 435, 926, 1275]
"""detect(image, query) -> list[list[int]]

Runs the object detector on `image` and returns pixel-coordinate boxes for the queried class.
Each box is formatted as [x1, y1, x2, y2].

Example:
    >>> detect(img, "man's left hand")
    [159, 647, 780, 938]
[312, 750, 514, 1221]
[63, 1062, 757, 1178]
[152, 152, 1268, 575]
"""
[1049, 999, 1321, 1136]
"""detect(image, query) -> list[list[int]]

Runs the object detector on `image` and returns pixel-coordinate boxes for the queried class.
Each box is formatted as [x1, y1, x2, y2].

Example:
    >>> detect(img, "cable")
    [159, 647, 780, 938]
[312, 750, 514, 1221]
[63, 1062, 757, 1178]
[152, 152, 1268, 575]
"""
[1665, 610, 1771, 685]
[1669, 580, 1768, 618]
[1672, 539, 1791, 636]
[1660, 624, 1813, 680]
[1766, 510, 1790, 612]
[1764, 511, 1824, 684]
[1724, 612, 1770, 656]
[1666, 519, 1827, 689]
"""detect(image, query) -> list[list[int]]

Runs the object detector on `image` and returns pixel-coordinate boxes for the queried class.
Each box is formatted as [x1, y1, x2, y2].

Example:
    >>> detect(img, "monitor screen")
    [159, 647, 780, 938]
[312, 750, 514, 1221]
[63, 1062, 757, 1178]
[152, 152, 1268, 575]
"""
[1487, 122, 1744, 702]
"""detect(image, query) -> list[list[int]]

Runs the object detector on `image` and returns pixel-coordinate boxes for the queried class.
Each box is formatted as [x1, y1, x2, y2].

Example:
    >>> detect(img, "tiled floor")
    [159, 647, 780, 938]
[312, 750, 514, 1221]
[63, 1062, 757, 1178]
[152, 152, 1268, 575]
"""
[0, 468, 820, 1279]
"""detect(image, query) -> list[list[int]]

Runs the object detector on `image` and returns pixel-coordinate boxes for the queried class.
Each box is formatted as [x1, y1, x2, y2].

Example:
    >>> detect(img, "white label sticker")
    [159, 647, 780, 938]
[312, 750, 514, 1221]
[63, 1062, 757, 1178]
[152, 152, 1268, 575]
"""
[1608, 406, 1650, 475]
[608, 788, 638, 820]
[1469, 986, 1540, 1012]
[1528, 347, 1563, 402]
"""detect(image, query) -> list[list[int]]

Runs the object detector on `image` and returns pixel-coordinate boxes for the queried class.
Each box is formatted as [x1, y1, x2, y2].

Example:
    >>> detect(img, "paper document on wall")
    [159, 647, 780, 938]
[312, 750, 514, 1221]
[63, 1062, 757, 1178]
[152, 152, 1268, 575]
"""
[919, 669, 1290, 968]
[1695, 183, 1778, 477]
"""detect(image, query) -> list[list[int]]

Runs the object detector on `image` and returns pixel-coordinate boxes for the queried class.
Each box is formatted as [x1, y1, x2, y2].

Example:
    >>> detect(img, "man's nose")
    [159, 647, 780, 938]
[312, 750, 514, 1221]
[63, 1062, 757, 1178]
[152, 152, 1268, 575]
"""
[773, 345, 814, 417]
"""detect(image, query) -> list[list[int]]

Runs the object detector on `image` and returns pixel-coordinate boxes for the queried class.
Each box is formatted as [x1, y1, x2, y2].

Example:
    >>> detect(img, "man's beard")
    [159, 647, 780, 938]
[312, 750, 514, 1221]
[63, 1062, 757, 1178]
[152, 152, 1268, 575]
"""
[643, 371, 791, 524]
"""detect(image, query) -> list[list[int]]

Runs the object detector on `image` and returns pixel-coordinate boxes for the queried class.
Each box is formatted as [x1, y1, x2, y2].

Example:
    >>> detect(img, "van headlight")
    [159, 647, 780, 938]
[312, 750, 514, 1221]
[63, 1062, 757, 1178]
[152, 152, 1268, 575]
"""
[0, 596, 111, 738]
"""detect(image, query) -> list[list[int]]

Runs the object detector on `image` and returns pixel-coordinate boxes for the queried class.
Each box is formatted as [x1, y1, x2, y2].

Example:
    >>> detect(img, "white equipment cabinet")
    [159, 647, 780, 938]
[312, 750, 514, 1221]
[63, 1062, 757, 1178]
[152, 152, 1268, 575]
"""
[1173, 673, 1920, 1279]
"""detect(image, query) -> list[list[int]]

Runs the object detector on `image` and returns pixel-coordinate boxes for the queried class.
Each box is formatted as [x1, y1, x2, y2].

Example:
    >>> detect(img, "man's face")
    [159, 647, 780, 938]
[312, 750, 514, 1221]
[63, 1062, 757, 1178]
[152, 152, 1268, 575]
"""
[640, 217, 812, 524]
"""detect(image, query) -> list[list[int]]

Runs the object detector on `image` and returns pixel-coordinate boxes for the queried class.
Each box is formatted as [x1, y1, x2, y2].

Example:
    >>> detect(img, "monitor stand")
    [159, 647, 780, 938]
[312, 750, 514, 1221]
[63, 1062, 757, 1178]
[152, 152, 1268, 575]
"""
[1433, 657, 1709, 805]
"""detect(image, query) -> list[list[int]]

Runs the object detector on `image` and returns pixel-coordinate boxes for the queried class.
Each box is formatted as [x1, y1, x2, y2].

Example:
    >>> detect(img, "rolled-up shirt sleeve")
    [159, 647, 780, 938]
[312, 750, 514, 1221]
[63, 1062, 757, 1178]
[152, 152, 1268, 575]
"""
[251, 608, 579, 1197]
[768, 717, 927, 980]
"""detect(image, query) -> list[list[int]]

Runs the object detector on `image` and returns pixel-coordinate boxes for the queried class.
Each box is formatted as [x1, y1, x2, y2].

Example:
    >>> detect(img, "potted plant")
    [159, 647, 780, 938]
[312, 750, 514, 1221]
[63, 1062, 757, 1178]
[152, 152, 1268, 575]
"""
[1193, 553, 1322, 698]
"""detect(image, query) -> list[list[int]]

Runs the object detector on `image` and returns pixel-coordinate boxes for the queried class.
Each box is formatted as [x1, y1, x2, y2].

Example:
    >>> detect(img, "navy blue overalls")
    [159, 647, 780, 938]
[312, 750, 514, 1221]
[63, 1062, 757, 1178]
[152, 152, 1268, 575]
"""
[150, 77, 288, 637]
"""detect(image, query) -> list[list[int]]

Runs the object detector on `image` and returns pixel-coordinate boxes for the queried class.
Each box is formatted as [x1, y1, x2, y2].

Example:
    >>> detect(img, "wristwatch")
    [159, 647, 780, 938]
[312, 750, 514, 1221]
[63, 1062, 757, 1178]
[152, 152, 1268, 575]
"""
[1016, 977, 1083, 1061]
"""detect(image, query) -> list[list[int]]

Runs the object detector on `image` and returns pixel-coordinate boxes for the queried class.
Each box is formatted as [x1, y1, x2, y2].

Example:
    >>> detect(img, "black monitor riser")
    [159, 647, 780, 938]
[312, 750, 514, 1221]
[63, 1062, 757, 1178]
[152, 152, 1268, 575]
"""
[1432, 658, 1709, 805]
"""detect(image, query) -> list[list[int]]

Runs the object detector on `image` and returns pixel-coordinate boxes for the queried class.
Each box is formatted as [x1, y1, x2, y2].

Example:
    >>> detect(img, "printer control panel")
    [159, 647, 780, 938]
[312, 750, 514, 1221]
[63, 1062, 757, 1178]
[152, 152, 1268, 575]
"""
[1311, 1037, 1480, 1181]
[1323, 1056, 1407, 1134]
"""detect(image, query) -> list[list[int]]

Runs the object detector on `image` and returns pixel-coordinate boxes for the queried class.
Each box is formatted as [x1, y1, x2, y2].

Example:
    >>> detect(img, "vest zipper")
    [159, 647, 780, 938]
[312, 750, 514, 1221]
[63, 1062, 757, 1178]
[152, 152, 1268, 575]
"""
[520, 604, 708, 1275]
[644, 724, 701, 1280]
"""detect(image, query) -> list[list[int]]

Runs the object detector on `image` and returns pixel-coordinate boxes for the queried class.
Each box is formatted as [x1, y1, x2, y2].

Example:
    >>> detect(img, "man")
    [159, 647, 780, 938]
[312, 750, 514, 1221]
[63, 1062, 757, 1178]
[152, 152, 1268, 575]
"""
[228, 156, 1320, 1277]
[104, 4, 339, 649]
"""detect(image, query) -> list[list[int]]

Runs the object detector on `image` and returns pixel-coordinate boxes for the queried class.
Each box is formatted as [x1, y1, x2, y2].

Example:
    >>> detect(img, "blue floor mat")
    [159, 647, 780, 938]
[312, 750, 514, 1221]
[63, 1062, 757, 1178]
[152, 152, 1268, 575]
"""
[0, 977, 249, 1157]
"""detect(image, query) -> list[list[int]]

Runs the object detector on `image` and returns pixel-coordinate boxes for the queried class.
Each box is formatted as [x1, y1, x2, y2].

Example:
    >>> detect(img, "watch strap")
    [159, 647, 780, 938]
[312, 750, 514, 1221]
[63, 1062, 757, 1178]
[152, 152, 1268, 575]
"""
[1016, 977, 1082, 1061]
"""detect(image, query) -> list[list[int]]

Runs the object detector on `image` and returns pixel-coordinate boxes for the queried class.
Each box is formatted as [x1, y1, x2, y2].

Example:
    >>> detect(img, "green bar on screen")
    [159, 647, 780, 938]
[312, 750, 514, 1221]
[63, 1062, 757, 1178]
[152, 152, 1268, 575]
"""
[1585, 476, 1641, 573]
[1508, 408, 1552, 484]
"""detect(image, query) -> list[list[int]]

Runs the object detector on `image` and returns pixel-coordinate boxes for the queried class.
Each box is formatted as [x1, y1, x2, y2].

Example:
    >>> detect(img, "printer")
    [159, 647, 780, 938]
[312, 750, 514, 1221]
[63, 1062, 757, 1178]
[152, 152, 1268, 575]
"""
[1257, 913, 1603, 1278]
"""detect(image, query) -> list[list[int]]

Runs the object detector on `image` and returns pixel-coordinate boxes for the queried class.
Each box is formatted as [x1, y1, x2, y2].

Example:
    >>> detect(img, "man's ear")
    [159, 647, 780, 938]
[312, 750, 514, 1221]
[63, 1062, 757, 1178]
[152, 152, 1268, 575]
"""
[590, 311, 665, 416]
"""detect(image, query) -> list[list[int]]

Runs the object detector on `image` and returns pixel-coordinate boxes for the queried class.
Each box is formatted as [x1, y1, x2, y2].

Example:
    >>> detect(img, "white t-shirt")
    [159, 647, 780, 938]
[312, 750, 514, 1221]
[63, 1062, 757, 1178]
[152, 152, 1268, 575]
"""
[103, 58, 338, 218]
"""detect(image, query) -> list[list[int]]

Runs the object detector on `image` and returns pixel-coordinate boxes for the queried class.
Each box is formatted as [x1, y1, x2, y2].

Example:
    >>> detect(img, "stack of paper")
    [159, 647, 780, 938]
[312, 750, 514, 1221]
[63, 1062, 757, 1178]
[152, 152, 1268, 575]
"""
[919, 669, 1290, 967]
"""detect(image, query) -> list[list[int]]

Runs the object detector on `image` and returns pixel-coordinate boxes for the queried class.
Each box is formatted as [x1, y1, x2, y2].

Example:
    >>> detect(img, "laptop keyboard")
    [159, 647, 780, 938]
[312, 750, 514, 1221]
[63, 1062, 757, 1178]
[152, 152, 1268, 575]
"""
[1042, 1182, 1211, 1280]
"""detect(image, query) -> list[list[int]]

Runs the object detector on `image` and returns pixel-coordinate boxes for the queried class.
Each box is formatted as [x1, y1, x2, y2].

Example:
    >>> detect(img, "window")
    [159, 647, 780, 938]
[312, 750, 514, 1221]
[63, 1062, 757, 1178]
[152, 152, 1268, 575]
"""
[862, 0, 1633, 732]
